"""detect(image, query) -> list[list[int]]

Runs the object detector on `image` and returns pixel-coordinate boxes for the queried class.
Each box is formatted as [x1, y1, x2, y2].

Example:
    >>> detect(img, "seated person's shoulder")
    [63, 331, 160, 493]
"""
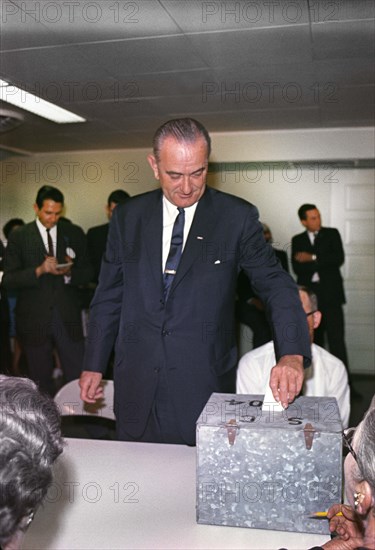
[313, 344, 347, 378]
[239, 341, 274, 364]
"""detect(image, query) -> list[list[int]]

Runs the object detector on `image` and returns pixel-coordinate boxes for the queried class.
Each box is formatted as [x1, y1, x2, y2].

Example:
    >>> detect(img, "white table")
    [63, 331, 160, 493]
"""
[24, 438, 328, 549]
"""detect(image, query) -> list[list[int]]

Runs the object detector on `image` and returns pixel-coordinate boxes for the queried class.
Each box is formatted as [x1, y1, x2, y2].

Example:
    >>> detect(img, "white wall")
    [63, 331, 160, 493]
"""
[0, 148, 154, 232]
[1, 150, 332, 265]
[211, 127, 375, 162]
[1, 127, 373, 236]
[207, 165, 333, 266]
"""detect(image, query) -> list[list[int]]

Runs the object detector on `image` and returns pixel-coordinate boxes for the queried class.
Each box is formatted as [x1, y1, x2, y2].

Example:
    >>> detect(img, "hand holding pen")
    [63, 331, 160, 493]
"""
[327, 504, 364, 546]
[35, 255, 73, 278]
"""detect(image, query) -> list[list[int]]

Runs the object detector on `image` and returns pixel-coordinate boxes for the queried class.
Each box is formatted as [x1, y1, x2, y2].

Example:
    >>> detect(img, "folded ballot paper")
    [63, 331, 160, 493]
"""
[262, 382, 284, 412]
[196, 393, 342, 534]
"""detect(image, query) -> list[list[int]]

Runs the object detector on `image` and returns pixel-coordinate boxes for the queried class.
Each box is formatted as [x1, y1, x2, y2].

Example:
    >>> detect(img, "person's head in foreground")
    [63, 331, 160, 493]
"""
[345, 400, 375, 544]
[0, 375, 63, 550]
[323, 398, 375, 549]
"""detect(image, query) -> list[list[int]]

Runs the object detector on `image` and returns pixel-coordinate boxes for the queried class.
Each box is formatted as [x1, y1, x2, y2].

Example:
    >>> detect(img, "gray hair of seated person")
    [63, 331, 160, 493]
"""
[355, 404, 375, 497]
[0, 376, 63, 546]
[298, 285, 318, 312]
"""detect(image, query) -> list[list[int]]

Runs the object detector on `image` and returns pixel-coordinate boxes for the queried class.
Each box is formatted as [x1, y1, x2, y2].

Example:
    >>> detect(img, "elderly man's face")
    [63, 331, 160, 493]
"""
[148, 136, 208, 208]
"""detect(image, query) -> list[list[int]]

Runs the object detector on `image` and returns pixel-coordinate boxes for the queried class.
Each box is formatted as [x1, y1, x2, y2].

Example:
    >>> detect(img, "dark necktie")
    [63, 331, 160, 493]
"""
[163, 207, 185, 299]
[46, 228, 54, 256]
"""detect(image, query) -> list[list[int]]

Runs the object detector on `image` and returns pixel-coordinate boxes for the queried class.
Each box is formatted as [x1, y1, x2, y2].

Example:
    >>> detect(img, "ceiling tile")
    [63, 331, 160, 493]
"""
[311, 20, 375, 59]
[162, 0, 310, 31]
[0, 0, 181, 50]
[0, 0, 373, 153]
[187, 26, 312, 68]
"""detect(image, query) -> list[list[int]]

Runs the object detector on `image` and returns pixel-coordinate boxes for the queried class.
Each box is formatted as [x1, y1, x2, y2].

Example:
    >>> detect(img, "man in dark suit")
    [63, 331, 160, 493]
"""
[291, 204, 348, 368]
[80, 118, 311, 445]
[87, 189, 130, 284]
[3, 185, 93, 394]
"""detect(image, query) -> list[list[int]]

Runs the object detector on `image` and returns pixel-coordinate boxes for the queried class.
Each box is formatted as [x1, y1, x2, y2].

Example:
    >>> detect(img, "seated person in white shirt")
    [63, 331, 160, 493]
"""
[236, 285, 350, 428]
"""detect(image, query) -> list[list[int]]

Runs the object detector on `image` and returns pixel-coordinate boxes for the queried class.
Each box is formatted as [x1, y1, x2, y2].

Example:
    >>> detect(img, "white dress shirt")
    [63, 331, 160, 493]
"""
[236, 341, 350, 428]
[36, 218, 56, 256]
[162, 196, 198, 271]
[35, 218, 71, 283]
[308, 230, 320, 282]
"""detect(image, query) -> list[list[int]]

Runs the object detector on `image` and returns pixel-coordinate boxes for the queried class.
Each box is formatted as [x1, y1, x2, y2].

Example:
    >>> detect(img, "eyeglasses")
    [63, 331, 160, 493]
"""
[306, 310, 317, 317]
[343, 427, 357, 462]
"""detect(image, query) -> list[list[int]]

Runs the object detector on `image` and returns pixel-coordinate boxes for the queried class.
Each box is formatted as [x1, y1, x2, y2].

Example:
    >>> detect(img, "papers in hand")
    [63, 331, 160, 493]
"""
[261, 382, 284, 412]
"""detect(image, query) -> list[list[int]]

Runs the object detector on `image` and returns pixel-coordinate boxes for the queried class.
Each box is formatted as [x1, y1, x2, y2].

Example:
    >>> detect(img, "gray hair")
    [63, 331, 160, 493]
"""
[298, 285, 318, 311]
[152, 118, 211, 161]
[355, 403, 375, 496]
[0, 376, 63, 546]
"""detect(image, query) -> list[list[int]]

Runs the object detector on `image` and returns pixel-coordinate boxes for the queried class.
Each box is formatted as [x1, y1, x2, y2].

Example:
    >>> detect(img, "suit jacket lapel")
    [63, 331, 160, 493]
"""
[57, 223, 75, 263]
[30, 221, 48, 262]
[170, 187, 218, 295]
[303, 231, 313, 251]
[143, 191, 164, 291]
[56, 223, 66, 263]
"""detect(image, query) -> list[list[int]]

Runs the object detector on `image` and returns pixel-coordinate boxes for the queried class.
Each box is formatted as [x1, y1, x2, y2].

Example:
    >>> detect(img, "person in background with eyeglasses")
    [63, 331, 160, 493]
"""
[236, 285, 350, 428]
[0, 375, 63, 550]
[317, 396, 375, 549]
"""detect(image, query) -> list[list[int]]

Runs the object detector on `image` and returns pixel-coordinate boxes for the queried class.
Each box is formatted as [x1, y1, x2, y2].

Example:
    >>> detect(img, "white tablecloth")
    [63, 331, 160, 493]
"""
[23, 438, 328, 549]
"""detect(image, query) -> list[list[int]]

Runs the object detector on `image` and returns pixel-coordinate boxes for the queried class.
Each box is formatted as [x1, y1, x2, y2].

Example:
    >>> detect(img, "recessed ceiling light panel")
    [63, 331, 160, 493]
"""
[0, 79, 86, 123]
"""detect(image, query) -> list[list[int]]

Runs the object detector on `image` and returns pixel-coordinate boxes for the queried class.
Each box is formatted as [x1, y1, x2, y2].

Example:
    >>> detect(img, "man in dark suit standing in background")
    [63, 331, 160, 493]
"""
[3, 185, 93, 394]
[87, 189, 130, 284]
[80, 118, 311, 446]
[291, 204, 348, 369]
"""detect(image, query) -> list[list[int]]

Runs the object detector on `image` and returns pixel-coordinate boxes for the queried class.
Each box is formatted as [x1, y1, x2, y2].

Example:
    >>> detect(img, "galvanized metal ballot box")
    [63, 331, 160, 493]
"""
[196, 393, 343, 534]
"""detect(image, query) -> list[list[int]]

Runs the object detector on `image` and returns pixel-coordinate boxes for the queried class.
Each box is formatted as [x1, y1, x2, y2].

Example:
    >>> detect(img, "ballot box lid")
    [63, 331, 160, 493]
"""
[196, 393, 343, 434]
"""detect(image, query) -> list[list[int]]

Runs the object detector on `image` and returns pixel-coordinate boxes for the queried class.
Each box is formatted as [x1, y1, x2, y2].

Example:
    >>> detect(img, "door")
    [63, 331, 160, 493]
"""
[331, 169, 374, 374]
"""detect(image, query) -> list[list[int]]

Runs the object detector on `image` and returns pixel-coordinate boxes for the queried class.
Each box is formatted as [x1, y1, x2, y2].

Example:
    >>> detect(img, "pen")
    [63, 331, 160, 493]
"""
[310, 511, 343, 518]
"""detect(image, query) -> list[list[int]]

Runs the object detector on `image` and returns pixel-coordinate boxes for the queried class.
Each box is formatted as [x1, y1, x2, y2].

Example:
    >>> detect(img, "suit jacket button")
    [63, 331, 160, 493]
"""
[154, 367, 160, 373]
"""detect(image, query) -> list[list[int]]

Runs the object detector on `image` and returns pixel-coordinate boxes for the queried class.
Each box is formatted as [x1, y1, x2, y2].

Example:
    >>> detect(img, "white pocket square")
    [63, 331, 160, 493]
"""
[214, 260, 221, 264]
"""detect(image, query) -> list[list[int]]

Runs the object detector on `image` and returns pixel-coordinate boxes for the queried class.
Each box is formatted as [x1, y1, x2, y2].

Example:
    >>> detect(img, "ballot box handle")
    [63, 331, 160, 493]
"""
[226, 419, 239, 446]
[304, 422, 316, 450]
